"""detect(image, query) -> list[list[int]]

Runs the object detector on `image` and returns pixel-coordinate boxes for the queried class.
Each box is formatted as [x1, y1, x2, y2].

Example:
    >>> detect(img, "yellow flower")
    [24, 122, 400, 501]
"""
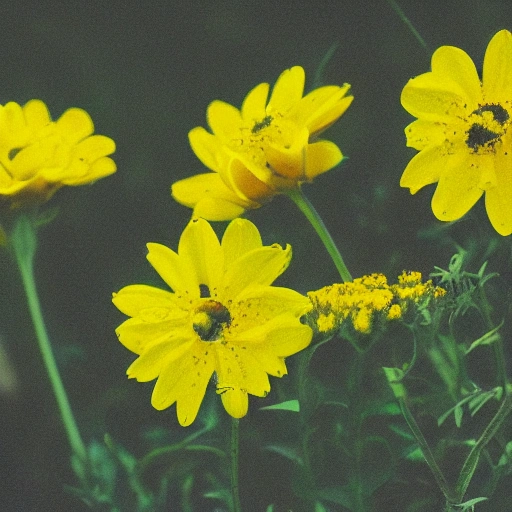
[400, 30, 512, 235]
[307, 271, 445, 335]
[172, 66, 353, 220]
[112, 218, 312, 426]
[0, 100, 116, 207]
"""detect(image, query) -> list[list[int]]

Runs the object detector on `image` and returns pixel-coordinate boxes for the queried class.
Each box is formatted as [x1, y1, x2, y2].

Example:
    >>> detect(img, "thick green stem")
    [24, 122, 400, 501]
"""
[11, 215, 87, 462]
[231, 418, 242, 512]
[286, 187, 352, 282]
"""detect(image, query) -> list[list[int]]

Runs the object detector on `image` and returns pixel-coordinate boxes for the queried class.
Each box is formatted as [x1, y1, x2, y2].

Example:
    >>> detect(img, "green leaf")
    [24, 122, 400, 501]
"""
[260, 399, 300, 412]
[465, 321, 503, 354]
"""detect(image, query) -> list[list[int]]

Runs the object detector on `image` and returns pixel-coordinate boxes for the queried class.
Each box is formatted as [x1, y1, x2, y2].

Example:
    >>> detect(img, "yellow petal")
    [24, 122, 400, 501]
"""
[431, 46, 481, 106]
[56, 108, 94, 143]
[127, 338, 195, 382]
[146, 242, 197, 294]
[207, 100, 243, 141]
[220, 388, 248, 419]
[241, 82, 269, 122]
[221, 218, 263, 264]
[23, 100, 51, 131]
[223, 244, 291, 297]
[401, 72, 473, 122]
[75, 135, 116, 161]
[400, 146, 447, 193]
[188, 127, 230, 173]
[404, 119, 447, 151]
[305, 140, 342, 180]
[194, 196, 249, 220]
[264, 319, 312, 357]
[65, 156, 116, 184]
[267, 66, 305, 114]
[485, 147, 512, 235]
[431, 155, 484, 221]
[483, 30, 512, 103]
[225, 157, 275, 200]
[178, 218, 224, 293]
[0, 102, 30, 147]
[112, 284, 179, 316]
[236, 286, 311, 317]
[264, 129, 308, 181]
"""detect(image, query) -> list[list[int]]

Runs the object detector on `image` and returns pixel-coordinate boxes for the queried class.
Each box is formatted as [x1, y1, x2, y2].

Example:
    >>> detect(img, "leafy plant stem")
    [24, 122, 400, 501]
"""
[231, 418, 242, 512]
[286, 187, 352, 282]
[398, 397, 457, 503]
[453, 391, 512, 504]
[11, 214, 87, 462]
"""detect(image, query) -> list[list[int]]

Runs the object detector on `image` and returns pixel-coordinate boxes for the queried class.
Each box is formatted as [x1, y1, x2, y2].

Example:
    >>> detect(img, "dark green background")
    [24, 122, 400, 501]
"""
[1, 1, 511, 510]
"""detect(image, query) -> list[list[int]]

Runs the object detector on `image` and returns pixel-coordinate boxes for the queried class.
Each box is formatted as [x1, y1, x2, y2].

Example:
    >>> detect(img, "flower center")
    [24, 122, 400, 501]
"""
[251, 115, 273, 134]
[192, 299, 231, 342]
[465, 103, 510, 152]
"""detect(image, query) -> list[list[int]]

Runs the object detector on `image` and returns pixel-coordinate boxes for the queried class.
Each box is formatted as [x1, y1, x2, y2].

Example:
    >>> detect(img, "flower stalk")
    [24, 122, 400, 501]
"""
[286, 187, 352, 282]
[11, 215, 87, 462]
[231, 418, 242, 512]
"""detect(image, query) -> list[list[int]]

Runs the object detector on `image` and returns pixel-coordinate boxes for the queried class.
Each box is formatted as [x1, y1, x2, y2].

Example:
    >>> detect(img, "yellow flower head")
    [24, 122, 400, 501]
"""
[307, 271, 445, 335]
[400, 29, 512, 235]
[0, 100, 116, 207]
[172, 66, 353, 220]
[112, 218, 312, 426]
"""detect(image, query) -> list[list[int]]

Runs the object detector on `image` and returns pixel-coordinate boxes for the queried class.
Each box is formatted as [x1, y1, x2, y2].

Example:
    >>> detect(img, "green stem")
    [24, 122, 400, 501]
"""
[286, 187, 352, 282]
[398, 397, 457, 503]
[231, 418, 242, 512]
[453, 391, 512, 503]
[11, 215, 87, 462]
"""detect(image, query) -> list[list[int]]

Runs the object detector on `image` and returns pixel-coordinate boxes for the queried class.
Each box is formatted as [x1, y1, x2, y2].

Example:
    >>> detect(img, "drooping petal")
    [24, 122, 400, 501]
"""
[221, 218, 263, 265]
[178, 218, 224, 292]
[207, 100, 243, 141]
[431, 155, 484, 221]
[223, 244, 292, 297]
[305, 140, 343, 180]
[224, 157, 276, 200]
[431, 46, 482, 106]
[220, 387, 248, 419]
[188, 127, 230, 173]
[267, 66, 305, 114]
[483, 29, 512, 103]
[241, 82, 270, 122]
[401, 72, 473, 122]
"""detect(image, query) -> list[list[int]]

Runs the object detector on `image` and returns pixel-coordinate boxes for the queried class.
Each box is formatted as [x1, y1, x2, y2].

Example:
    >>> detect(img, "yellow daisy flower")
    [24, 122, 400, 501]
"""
[0, 100, 116, 207]
[400, 29, 512, 235]
[172, 66, 353, 220]
[112, 218, 312, 426]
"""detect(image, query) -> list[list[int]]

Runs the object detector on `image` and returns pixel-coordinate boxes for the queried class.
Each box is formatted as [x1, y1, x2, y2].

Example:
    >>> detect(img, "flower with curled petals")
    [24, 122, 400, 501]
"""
[112, 218, 312, 426]
[172, 66, 353, 220]
[400, 29, 512, 235]
[0, 99, 116, 207]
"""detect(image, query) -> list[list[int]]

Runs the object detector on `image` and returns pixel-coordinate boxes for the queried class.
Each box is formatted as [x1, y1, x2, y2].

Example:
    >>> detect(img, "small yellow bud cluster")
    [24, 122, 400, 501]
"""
[307, 271, 446, 335]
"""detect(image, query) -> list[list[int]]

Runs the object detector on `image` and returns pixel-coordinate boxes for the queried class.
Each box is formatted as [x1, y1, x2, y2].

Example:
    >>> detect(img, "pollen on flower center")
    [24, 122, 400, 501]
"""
[192, 299, 231, 342]
[465, 103, 510, 152]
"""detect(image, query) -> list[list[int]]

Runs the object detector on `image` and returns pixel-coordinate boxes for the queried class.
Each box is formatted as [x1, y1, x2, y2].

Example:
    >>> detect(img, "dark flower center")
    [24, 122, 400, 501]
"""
[466, 103, 509, 151]
[193, 300, 231, 342]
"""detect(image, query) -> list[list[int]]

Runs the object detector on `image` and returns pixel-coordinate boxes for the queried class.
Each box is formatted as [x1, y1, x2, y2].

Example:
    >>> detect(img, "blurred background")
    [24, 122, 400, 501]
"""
[1, 0, 512, 510]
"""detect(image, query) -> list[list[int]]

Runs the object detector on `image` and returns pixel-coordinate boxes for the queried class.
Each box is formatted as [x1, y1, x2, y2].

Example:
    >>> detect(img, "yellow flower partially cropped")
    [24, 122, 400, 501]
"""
[0, 100, 116, 207]
[112, 218, 312, 426]
[307, 271, 445, 335]
[172, 66, 353, 220]
[400, 30, 512, 235]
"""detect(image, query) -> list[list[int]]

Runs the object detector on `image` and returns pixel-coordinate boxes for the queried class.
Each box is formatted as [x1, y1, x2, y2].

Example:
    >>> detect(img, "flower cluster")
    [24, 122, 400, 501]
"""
[400, 29, 512, 235]
[112, 218, 312, 426]
[307, 271, 446, 335]
[0, 100, 116, 208]
[172, 66, 353, 220]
